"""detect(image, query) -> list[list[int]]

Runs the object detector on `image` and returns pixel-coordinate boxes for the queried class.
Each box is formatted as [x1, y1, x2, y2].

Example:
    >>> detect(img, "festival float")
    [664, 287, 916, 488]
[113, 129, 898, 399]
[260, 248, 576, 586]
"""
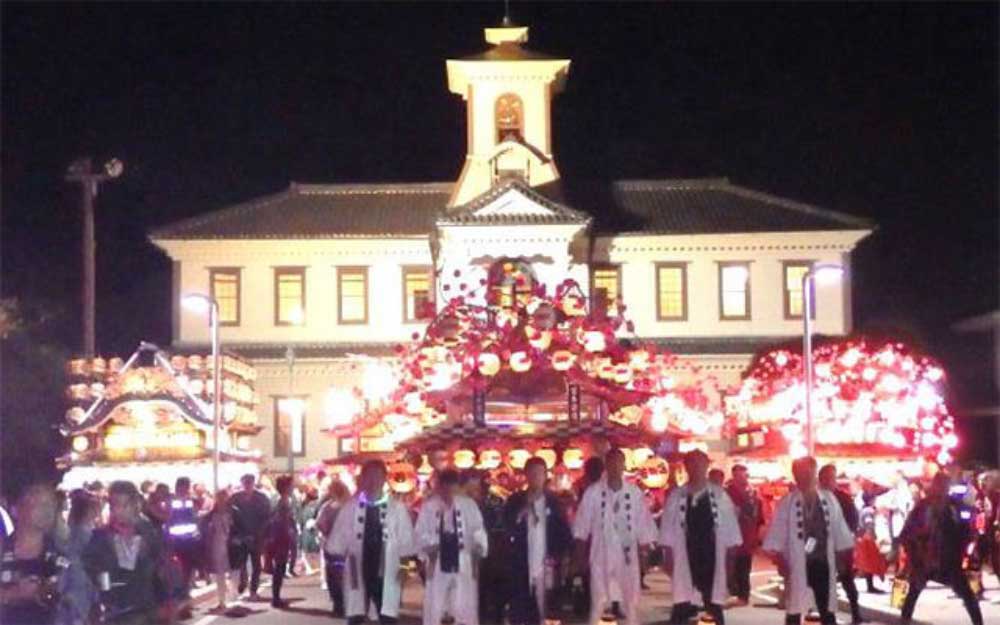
[726, 337, 957, 486]
[326, 263, 723, 493]
[58, 342, 263, 489]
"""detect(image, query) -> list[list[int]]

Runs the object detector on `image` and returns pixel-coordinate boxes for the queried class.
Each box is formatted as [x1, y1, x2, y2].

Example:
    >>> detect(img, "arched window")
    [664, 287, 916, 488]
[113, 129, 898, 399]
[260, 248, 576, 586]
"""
[495, 93, 523, 143]
[488, 258, 535, 308]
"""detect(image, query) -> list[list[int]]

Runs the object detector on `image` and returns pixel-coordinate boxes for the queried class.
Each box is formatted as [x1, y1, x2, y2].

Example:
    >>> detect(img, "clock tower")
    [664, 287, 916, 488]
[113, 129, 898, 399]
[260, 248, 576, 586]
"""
[446, 21, 571, 207]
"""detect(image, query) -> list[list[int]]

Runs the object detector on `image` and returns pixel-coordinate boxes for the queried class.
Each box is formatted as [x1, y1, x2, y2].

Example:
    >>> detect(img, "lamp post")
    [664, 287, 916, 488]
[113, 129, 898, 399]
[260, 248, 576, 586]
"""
[65, 157, 123, 357]
[802, 263, 844, 457]
[182, 293, 222, 492]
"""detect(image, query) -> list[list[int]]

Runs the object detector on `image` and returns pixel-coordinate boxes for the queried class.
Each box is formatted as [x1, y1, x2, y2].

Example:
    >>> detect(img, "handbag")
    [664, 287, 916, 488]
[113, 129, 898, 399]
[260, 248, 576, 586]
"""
[890, 577, 909, 610]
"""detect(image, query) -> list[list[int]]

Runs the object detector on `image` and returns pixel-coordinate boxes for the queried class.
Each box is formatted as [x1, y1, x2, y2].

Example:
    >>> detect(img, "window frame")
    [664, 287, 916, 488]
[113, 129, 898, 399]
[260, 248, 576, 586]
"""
[717, 261, 753, 321]
[495, 92, 524, 143]
[654, 262, 689, 321]
[208, 267, 241, 327]
[273, 267, 307, 326]
[782, 260, 817, 320]
[337, 266, 369, 325]
[590, 264, 623, 314]
[401, 265, 434, 323]
[272, 395, 307, 458]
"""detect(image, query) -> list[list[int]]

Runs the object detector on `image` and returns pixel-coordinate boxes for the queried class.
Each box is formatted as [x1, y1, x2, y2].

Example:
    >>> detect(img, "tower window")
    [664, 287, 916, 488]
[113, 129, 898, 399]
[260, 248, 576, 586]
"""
[495, 93, 523, 142]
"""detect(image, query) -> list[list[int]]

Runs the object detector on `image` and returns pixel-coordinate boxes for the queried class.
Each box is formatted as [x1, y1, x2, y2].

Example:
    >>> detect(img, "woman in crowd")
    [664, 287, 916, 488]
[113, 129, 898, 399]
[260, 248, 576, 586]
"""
[296, 484, 321, 576]
[57, 490, 101, 625]
[0, 484, 62, 625]
[204, 489, 238, 613]
[854, 491, 888, 593]
[317, 478, 351, 617]
[266, 475, 298, 609]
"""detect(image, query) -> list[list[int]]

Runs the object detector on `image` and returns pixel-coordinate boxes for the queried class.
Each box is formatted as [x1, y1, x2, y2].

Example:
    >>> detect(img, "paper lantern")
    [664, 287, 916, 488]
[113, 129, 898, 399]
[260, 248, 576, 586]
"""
[188, 355, 204, 370]
[562, 296, 586, 317]
[454, 449, 476, 469]
[478, 353, 501, 376]
[628, 350, 650, 370]
[66, 407, 86, 424]
[598, 361, 616, 380]
[108, 357, 125, 372]
[68, 384, 89, 401]
[72, 436, 89, 453]
[613, 364, 632, 384]
[91, 358, 107, 375]
[640, 458, 669, 489]
[478, 449, 502, 470]
[67, 359, 88, 377]
[552, 350, 575, 371]
[510, 351, 532, 373]
[528, 329, 552, 350]
[388, 462, 417, 494]
[563, 448, 584, 470]
[583, 331, 606, 353]
[171, 355, 187, 371]
[535, 449, 557, 469]
[508, 449, 531, 469]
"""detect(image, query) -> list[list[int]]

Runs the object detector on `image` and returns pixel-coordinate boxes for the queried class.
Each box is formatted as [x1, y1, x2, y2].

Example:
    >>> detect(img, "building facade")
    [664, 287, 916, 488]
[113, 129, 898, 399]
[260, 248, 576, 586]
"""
[151, 22, 872, 470]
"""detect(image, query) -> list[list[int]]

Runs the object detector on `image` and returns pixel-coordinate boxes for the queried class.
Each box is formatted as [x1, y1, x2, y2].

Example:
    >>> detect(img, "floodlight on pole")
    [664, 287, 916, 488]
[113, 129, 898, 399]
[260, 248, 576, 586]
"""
[802, 263, 844, 457]
[182, 292, 222, 492]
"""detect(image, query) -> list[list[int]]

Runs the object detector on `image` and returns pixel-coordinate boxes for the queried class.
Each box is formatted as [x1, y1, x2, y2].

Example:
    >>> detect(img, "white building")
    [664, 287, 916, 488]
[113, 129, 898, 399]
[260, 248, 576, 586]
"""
[151, 21, 873, 470]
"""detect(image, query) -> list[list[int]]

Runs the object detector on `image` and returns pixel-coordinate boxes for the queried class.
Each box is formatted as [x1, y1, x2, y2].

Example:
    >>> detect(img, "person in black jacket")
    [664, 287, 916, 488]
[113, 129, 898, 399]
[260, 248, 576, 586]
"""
[819, 464, 863, 625]
[504, 457, 573, 625]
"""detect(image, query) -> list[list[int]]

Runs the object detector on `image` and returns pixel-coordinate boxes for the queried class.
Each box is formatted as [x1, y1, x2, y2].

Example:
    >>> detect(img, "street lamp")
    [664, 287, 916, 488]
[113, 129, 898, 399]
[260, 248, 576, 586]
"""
[182, 293, 222, 492]
[802, 263, 844, 457]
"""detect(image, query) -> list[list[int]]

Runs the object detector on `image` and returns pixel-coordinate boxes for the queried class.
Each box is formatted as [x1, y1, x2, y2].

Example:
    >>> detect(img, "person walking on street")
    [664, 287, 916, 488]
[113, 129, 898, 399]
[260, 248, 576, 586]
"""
[0, 484, 62, 625]
[317, 478, 351, 616]
[660, 451, 741, 625]
[204, 489, 239, 613]
[819, 464, 864, 624]
[504, 457, 573, 625]
[231, 473, 272, 600]
[328, 461, 415, 625]
[725, 463, 763, 606]
[57, 490, 101, 625]
[897, 472, 984, 625]
[763, 457, 855, 625]
[572, 449, 656, 625]
[266, 475, 298, 608]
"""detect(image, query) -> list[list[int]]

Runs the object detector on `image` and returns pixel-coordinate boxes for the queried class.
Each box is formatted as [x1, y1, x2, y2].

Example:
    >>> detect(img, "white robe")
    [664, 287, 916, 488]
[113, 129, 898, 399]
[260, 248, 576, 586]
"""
[572, 478, 656, 625]
[763, 489, 854, 616]
[659, 483, 742, 606]
[416, 494, 488, 625]
[327, 494, 416, 620]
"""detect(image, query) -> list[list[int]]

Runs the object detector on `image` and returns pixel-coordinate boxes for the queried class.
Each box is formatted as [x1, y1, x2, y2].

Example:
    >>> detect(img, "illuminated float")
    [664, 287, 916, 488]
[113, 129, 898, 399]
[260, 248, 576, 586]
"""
[726, 337, 957, 485]
[59, 342, 263, 489]
[325, 266, 723, 488]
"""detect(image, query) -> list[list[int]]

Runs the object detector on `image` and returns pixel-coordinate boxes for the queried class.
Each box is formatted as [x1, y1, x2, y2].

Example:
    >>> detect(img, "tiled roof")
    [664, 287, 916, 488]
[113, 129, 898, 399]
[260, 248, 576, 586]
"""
[149, 182, 452, 240]
[438, 178, 590, 225]
[560, 178, 873, 235]
[149, 177, 871, 240]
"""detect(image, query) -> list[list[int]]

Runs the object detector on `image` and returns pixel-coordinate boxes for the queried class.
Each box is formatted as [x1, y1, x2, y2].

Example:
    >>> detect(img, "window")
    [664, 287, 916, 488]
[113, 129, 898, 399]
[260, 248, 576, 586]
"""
[274, 267, 306, 325]
[783, 262, 815, 319]
[655, 263, 688, 320]
[273, 396, 306, 457]
[402, 266, 433, 322]
[209, 268, 240, 326]
[337, 267, 368, 324]
[488, 259, 535, 308]
[495, 93, 523, 142]
[591, 265, 621, 316]
[719, 262, 751, 320]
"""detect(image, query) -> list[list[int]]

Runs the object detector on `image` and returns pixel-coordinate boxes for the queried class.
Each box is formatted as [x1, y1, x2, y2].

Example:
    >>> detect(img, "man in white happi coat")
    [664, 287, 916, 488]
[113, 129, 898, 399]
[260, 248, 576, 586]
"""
[763, 456, 854, 625]
[573, 448, 657, 625]
[327, 460, 416, 625]
[417, 468, 488, 625]
[660, 450, 741, 625]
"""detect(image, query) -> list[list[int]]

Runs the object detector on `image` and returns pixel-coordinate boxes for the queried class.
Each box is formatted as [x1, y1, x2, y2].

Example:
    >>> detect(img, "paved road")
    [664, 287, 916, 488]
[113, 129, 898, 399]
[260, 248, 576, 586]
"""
[191, 569, 1000, 625]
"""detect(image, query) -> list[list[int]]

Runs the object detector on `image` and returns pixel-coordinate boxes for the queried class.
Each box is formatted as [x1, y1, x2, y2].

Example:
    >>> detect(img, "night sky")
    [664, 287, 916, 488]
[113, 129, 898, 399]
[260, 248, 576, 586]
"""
[2, 4, 998, 458]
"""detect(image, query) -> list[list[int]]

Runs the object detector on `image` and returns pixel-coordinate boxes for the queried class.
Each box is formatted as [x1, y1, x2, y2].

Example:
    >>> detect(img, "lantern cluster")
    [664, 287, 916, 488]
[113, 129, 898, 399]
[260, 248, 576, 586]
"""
[732, 339, 958, 463]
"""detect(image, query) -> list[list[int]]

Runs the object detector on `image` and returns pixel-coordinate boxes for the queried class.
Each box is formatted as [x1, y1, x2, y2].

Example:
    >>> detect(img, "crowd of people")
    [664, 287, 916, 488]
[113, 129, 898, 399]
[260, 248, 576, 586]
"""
[1, 451, 999, 625]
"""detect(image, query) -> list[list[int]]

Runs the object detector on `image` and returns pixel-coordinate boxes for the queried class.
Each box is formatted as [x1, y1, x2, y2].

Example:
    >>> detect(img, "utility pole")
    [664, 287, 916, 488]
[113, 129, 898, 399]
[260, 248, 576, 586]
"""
[65, 157, 123, 356]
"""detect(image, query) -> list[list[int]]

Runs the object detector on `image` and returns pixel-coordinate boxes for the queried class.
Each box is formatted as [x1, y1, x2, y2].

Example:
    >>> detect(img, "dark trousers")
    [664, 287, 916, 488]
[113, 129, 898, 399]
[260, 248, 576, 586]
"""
[271, 557, 288, 603]
[728, 552, 753, 601]
[838, 571, 861, 620]
[325, 555, 345, 616]
[786, 558, 835, 625]
[347, 572, 397, 625]
[901, 571, 983, 625]
[670, 598, 724, 625]
[236, 541, 263, 595]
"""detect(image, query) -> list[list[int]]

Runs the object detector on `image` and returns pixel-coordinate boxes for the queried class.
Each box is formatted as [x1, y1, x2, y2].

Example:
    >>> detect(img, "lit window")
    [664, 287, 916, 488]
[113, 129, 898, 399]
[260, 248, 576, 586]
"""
[274, 396, 306, 457]
[488, 259, 534, 308]
[338, 267, 368, 324]
[495, 93, 523, 142]
[719, 262, 751, 320]
[591, 266, 621, 314]
[784, 262, 815, 319]
[656, 263, 687, 320]
[209, 268, 240, 326]
[274, 268, 305, 326]
[403, 266, 433, 322]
